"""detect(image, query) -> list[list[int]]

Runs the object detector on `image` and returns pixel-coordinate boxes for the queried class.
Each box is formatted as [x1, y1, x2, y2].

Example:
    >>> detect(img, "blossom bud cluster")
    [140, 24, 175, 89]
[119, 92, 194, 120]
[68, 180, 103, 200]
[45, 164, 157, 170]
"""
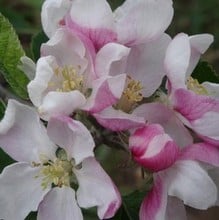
[0, 0, 219, 220]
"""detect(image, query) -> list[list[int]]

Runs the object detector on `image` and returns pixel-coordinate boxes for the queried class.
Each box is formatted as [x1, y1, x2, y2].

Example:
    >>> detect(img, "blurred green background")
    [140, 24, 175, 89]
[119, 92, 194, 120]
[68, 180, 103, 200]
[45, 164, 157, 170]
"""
[0, 0, 219, 219]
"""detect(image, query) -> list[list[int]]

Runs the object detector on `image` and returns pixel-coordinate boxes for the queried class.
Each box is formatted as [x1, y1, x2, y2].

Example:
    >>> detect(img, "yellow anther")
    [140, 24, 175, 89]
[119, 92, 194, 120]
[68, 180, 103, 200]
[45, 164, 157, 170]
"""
[116, 76, 143, 112]
[40, 158, 73, 189]
[49, 65, 84, 92]
[187, 77, 208, 95]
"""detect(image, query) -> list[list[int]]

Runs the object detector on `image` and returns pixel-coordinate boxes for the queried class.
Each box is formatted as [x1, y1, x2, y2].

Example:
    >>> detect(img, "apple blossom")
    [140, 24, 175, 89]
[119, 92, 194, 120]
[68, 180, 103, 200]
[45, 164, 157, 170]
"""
[41, 0, 174, 49]
[93, 34, 171, 131]
[164, 33, 219, 145]
[27, 27, 127, 120]
[139, 142, 219, 220]
[129, 124, 179, 172]
[0, 100, 121, 220]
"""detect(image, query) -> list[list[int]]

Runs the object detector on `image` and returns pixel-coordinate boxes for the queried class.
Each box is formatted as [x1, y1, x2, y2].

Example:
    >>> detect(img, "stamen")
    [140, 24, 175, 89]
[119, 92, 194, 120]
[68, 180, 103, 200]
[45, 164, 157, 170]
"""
[116, 76, 143, 112]
[49, 65, 84, 92]
[35, 150, 76, 189]
[187, 77, 208, 95]
[40, 159, 73, 189]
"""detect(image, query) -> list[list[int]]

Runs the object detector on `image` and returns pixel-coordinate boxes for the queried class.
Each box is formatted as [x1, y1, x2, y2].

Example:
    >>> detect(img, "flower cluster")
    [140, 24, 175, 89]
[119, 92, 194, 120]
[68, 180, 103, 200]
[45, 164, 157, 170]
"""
[0, 0, 219, 220]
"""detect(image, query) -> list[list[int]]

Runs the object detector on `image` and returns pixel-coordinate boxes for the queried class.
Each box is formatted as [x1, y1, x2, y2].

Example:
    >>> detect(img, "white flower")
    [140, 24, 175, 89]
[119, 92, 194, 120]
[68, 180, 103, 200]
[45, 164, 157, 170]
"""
[0, 100, 121, 220]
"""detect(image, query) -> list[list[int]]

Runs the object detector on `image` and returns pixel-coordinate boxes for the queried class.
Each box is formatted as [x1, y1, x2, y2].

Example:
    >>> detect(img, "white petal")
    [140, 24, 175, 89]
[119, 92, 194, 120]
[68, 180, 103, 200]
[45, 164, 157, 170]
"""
[41, 28, 88, 69]
[19, 56, 36, 80]
[167, 160, 217, 209]
[70, 0, 114, 30]
[75, 157, 121, 219]
[28, 56, 56, 107]
[202, 81, 219, 98]
[192, 111, 219, 141]
[208, 168, 219, 206]
[0, 162, 49, 220]
[126, 34, 171, 97]
[95, 42, 130, 77]
[38, 187, 83, 220]
[47, 116, 95, 165]
[165, 197, 187, 220]
[41, 0, 71, 37]
[39, 91, 86, 121]
[0, 100, 56, 163]
[186, 34, 214, 76]
[115, 0, 173, 45]
[164, 33, 190, 90]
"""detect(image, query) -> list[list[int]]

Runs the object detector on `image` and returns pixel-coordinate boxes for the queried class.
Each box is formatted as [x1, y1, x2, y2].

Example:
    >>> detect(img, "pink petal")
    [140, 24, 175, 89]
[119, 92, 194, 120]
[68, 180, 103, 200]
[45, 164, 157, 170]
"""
[68, 0, 117, 50]
[47, 116, 95, 165]
[126, 34, 171, 97]
[115, 0, 173, 46]
[93, 106, 145, 131]
[172, 89, 219, 142]
[83, 74, 126, 113]
[0, 162, 49, 220]
[180, 143, 219, 166]
[38, 187, 83, 220]
[0, 100, 56, 163]
[173, 88, 219, 121]
[129, 124, 179, 172]
[74, 157, 121, 219]
[133, 103, 193, 147]
[140, 175, 168, 220]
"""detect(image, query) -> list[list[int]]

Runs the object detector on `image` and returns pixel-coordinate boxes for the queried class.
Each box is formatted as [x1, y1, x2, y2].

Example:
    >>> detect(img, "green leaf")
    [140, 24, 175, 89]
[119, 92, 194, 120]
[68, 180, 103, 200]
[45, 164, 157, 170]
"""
[0, 13, 29, 99]
[192, 61, 219, 83]
[31, 30, 48, 61]
[111, 190, 146, 220]
[0, 98, 5, 120]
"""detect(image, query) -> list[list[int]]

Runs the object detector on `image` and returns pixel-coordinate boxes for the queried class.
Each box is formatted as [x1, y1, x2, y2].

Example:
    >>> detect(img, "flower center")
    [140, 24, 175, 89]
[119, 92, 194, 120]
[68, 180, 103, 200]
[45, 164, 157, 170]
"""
[35, 149, 78, 189]
[40, 158, 73, 189]
[116, 76, 143, 112]
[186, 77, 208, 95]
[49, 65, 84, 92]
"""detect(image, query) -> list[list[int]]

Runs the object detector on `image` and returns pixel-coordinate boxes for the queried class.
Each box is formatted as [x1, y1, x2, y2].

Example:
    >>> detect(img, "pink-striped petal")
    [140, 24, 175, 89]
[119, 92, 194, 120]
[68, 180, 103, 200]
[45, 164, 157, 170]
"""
[83, 74, 126, 113]
[129, 124, 179, 172]
[68, 0, 116, 50]
[93, 106, 145, 131]
[140, 175, 168, 220]
[180, 143, 219, 167]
